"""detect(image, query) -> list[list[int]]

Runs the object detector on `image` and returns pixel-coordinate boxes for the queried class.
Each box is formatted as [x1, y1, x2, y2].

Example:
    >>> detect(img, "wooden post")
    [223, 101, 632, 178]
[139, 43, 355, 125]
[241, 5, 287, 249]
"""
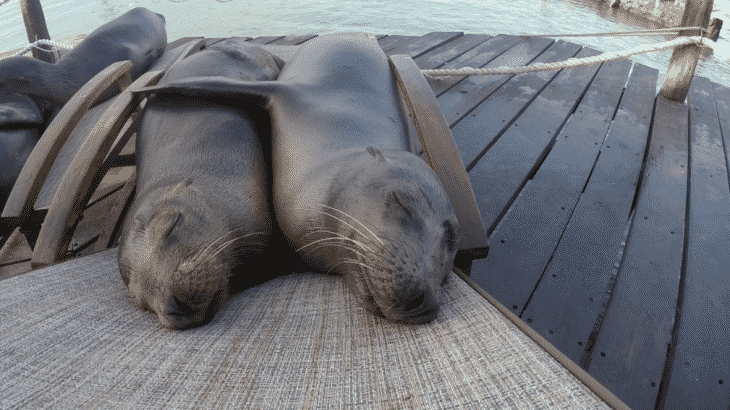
[19, 0, 56, 64]
[708, 17, 723, 41]
[659, 0, 713, 102]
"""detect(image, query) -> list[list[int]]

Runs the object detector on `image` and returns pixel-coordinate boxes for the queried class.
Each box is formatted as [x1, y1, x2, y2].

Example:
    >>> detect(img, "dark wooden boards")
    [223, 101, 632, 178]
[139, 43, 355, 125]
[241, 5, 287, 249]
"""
[268, 34, 317, 45]
[469, 57, 634, 321]
[385, 32, 462, 58]
[248, 35, 285, 44]
[437, 36, 556, 126]
[377, 35, 419, 53]
[582, 94, 688, 410]
[465, 45, 602, 236]
[553, 63, 659, 410]
[413, 34, 492, 69]
[428, 34, 521, 97]
[449, 40, 580, 171]
[660, 77, 730, 410]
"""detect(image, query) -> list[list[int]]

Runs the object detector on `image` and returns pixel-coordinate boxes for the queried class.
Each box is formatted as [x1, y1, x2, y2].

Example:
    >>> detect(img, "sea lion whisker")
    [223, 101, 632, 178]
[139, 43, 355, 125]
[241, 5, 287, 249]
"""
[296, 235, 373, 253]
[327, 260, 376, 275]
[295, 207, 377, 245]
[194, 227, 260, 262]
[189, 232, 268, 271]
[317, 204, 384, 245]
[301, 229, 384, 257]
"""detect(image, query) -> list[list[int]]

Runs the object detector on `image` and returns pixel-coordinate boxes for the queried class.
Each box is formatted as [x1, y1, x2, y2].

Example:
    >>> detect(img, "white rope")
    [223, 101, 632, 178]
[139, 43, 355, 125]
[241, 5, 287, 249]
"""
[13, 39, 74, 57]
[518, 26, 708, 38]
[421, 36, 713, 77]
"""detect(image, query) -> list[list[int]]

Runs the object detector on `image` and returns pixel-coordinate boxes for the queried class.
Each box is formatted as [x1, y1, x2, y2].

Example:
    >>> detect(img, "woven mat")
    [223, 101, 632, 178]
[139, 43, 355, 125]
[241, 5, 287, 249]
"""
[0, 249, 614, 409]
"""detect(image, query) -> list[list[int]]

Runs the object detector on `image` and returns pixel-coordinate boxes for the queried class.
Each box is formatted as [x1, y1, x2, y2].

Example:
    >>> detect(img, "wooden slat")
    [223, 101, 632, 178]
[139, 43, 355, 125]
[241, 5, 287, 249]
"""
[31, 70, 164, 268]
[377, 35, 418, 53]
[584, 76, 687, 410]
[469, 58, 632, 317]
[248, 36, 285, 44]
[428, 34, 521, 97]
[150, 38, 206, 73]
[661, 76, 730, 410]
[437, 36, 555, 126]
[450, 40, 581, 170]
[93, 168, 137, 253]
[165, 37, 203, 51]
[532, 93, 685, 410]
[269, 34, 317, 45]
[2, 60, 134, 220]
[465, 45, 600, 235]
[389, 55, 487, 255]
[404, 34, 495, 158]
[413, 34, 492, 70]
[385, 32, 462, 58]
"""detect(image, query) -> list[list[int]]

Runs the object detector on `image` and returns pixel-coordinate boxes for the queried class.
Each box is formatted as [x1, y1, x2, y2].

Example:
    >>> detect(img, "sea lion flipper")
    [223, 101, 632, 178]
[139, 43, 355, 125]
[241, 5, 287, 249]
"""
[133, 76, 283, 101]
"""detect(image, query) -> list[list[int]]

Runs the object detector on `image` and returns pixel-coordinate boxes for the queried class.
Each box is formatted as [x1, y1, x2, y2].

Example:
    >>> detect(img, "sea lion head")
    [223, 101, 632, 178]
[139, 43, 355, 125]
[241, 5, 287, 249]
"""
[118, 178, 254, 330]
[296, 147, 460, 325]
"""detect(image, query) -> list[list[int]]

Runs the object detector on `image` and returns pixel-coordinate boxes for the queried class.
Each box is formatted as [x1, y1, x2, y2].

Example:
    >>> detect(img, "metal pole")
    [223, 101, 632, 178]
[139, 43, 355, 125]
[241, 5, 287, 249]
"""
[19, 0, 55, 64]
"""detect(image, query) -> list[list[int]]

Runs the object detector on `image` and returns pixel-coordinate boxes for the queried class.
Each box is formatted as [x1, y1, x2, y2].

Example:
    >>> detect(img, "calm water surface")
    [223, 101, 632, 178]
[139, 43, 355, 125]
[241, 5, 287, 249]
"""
[1, 0, 729, 92]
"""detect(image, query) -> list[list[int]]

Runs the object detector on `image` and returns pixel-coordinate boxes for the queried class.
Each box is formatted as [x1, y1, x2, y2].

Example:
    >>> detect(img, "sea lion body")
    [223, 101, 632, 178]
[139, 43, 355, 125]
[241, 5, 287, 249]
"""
[135, 33, 460, 325]
[117, 39, 282, 330]
[0, 93, 43, 207]
[0, 7, 166, 106]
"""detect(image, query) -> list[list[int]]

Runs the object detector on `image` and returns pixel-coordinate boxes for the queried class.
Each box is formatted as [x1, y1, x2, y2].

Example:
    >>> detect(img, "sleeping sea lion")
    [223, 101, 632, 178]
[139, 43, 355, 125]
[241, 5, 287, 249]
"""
[0, 7, 166, 107]
[117, 39, 283, 330]
[134, 33, 460, 325]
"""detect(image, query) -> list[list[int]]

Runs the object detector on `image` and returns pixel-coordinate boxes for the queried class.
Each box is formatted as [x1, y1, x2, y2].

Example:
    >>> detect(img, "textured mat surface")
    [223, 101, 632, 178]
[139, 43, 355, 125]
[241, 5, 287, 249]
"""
[0, 249, 611, 409]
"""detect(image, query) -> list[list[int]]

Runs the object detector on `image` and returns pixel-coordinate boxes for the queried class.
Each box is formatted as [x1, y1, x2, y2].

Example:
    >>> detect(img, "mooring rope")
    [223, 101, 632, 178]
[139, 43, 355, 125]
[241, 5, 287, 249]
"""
[518, 26, 708, 38]
[12, 38, 74, 57]
[422, 28, 714, 78]
[11, 27, 714, 79]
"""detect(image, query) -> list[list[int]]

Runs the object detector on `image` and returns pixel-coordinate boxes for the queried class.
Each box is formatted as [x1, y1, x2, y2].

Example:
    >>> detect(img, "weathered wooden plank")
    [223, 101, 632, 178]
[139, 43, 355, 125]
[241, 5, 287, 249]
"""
[465, 45, 601, 235]
[521, 93, 688, 405]
[437, 36, 554, 126]
[469, 57, 631, 317]
[549, 62, 660, 409]
[269, 34, 317, 45]
[248, 36, 285, 44]
[385, 32, 462, 58]
[450, 40, 581, 170]
[428, 34, 521, 97]
[413, 34, 491, 69]
[165, 37, 202, 51]
[661, 76, 730, 410]
[714, 82, 730, 206]
[2, 61, 133, 220]
[376, 35, 419, 53]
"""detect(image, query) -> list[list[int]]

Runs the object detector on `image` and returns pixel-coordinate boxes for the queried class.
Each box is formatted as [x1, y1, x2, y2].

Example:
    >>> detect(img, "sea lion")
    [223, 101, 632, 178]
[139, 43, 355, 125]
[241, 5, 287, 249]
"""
[0, 92, 43, 208]
[0, 7, 166, 107]
[117, 39, 283, 330]
[134, 32, 460, 324]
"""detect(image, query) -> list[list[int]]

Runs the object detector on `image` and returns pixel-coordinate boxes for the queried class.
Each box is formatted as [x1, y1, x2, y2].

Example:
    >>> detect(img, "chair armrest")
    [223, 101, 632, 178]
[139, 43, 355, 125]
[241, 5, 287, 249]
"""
[388, 54, 489, 259]
[31, 70, 164, 268]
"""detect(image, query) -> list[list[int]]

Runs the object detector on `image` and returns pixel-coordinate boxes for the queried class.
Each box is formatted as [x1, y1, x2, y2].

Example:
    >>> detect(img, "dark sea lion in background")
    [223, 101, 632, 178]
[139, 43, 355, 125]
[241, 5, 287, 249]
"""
[0, 7, 166, 107]
[117, 39, 283, 330]
[135, 33, 460, 325]
[0, 93, 43, 207]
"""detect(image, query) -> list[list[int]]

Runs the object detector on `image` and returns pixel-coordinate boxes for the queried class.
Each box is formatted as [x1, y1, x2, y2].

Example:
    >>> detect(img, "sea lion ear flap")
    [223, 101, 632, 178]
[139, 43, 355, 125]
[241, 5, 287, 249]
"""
[367, 146, 386, 162]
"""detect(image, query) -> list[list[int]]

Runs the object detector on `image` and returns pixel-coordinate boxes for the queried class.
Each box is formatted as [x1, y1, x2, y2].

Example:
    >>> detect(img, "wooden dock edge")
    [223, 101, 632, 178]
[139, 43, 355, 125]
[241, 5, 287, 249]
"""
[454, 267, 631, 410]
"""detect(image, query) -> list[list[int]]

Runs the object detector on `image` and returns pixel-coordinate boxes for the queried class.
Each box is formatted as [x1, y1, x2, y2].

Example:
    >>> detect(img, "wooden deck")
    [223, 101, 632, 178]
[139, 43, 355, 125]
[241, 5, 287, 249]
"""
[2, 31, 729, 409]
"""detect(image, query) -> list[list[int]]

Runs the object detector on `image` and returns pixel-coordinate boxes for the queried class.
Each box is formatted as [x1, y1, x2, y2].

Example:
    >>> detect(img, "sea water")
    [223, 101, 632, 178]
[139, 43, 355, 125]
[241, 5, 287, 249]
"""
[1, 0, 729, 91]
